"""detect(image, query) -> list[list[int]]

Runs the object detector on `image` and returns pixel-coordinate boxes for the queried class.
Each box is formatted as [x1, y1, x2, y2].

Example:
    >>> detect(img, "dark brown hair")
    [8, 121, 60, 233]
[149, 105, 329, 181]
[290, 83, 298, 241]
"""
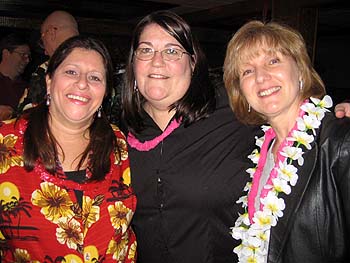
[23, 35, 118, 181]
[122, 10, 215, 133]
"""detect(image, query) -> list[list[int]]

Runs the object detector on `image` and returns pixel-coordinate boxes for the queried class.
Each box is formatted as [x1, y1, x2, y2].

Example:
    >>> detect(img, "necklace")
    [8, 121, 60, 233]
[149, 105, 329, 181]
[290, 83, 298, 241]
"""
[127, 118, 181, 151]
[231, 96, 332, 263]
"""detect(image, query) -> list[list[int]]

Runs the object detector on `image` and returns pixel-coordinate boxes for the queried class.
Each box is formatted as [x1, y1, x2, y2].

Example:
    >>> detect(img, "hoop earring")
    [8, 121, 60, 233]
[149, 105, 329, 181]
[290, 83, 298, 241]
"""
[46, 94, 51, 106]
[248, 104, 251, 113]
[97, 105, 102, 118]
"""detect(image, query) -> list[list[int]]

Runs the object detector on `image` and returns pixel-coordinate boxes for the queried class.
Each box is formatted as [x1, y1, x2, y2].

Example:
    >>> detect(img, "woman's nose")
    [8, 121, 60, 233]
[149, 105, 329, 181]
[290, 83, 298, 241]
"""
[255, 67, 270, 83]
[76, 74, 88, 89]
[151, 51, 165, 67]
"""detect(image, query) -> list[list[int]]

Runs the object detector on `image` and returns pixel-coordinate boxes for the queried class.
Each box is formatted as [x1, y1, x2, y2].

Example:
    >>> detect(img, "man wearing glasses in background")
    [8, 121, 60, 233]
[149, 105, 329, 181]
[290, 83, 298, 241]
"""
[19, 10, 79, 111]
[0, 33, 31, 121]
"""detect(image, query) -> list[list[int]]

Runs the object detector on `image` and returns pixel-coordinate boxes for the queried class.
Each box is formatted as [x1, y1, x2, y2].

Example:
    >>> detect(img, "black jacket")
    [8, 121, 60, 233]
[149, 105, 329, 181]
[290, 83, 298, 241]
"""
[267, 113, 350, 263]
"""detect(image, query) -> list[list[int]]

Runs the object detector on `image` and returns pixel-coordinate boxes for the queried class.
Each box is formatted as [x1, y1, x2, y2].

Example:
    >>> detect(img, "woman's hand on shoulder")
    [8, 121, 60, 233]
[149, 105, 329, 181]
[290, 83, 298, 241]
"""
[335, 102, 350, 118]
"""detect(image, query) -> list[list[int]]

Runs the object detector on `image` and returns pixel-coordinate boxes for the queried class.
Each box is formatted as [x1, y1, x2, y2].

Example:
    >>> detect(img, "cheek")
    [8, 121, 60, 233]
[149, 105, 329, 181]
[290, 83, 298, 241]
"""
[133, 61, 145, 82]
[282, 72, 299, 93]
[239, 80, 256, 103]
[133, 58, 144, 72]
[48, 78, 57, 93]
[174, 63, 192, 89]
[48, 77, 67, 96]
[240, 79, 250, 94]
[178, 61, 193, 76]
[95, 86, 107, 100]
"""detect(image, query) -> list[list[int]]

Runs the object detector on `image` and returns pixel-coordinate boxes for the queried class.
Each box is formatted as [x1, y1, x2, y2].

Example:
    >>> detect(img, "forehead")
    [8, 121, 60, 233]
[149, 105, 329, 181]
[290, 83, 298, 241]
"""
[139, 23, 180, 46]
[13, 45, 30, 52]
[61, 48, 105, 71]
[238, 40, 282, 64]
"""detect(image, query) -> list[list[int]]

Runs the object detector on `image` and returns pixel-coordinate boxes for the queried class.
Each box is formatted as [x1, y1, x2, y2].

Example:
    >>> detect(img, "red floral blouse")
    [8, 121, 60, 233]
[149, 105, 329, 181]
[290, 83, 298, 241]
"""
[0, 119, 137, 263]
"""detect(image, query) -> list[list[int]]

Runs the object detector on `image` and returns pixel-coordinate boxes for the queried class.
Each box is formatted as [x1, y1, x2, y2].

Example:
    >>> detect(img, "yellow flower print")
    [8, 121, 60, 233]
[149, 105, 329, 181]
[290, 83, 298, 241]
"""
[110, 124, 120, 132]
[13, 248, 31, 263]
[64, 254, 83, 263]
[84, 245, 99, 263]
[116, 138, 128, 161]
[122, 167, 131, 186]
[108, 201, 133, 234]
[0, 230, 5, 240]
[111, 124, 128, 165]
[2, 119, 15, 125]
[0, 133, 23, 174]
[106, 234, 128, 261]
[128, 241, 137, 261]
[114, 137, 128, 165]
[31, 182, 74, 223]
[82, 196, 100, 230]
[56, 217, 84, 250]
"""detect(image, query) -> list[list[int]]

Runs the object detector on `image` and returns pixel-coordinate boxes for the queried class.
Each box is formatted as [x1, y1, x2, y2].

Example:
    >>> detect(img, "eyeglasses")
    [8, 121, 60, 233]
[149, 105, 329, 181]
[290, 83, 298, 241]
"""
[134, 47, 190, 61]
[12, 51, 31, 61]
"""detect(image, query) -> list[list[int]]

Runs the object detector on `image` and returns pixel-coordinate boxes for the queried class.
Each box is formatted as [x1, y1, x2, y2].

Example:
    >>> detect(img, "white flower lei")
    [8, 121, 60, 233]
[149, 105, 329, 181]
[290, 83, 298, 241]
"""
[231, 96, 333, 263]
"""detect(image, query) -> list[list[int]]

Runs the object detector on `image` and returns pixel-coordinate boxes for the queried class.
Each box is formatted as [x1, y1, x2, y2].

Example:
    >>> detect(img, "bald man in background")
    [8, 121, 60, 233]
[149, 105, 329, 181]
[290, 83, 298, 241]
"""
[18, 10, 79, 111]
[40, 10, 79, 57]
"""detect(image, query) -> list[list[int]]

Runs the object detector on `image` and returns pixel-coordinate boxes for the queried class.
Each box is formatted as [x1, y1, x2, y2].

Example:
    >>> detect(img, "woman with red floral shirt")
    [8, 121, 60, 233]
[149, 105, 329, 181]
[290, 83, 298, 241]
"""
[0, 36, 137, 262]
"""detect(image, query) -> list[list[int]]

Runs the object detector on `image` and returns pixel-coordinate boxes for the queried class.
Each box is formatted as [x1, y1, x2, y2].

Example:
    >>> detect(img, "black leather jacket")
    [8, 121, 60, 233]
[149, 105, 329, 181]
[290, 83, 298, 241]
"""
[267, 113, 350, 263]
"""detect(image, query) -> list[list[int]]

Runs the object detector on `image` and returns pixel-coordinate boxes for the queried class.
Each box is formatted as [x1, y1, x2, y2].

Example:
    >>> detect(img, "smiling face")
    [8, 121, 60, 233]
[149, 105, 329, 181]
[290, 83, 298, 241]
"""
[133, 23, 194, 112]
[239, 47, 302, 124]
[46, 48, 106, 127]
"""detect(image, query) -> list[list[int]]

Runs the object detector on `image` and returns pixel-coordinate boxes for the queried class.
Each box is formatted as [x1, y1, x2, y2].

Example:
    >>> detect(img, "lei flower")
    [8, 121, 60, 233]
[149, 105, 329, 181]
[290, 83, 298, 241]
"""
[231, 96, 332, 263]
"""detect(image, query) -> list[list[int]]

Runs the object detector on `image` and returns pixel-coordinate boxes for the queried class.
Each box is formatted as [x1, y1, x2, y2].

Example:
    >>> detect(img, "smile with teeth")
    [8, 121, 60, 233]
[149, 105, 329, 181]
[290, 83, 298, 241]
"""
[149, 74, 168, 79]
[67, 94, 89, 102]
[258, 86, 281, 97]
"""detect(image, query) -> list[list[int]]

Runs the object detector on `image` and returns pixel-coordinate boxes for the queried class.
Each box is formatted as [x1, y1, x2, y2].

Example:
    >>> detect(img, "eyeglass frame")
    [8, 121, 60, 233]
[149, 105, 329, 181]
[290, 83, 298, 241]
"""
[12, 50, 31, 61]
[134, 47, 191, 61]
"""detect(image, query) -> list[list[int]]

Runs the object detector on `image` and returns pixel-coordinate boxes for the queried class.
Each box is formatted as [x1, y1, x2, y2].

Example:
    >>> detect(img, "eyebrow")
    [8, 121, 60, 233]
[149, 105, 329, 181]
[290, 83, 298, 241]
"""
[137, 41, 184, 49]
[62, 63, 105, 73]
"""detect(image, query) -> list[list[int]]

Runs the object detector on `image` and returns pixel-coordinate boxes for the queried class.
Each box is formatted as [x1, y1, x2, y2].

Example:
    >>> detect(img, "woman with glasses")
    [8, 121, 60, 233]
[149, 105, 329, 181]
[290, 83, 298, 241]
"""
[122, 11, 350, 263]
[122, 10, 257, 262]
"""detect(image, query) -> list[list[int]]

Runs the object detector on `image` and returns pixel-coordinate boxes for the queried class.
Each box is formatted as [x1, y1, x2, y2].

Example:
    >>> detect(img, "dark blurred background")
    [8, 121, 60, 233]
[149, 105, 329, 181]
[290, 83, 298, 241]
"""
[1, 0, 349, 104]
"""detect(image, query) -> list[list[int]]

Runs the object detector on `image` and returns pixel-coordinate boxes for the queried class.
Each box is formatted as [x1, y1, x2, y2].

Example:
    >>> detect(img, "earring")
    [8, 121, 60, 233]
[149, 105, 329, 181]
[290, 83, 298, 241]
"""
[299, 80, 303, 91]
[248, 104, 251, 113]
[46, 94, 51, 106]
[97, 105, 102, 118]
[133, 80, 138, 93]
